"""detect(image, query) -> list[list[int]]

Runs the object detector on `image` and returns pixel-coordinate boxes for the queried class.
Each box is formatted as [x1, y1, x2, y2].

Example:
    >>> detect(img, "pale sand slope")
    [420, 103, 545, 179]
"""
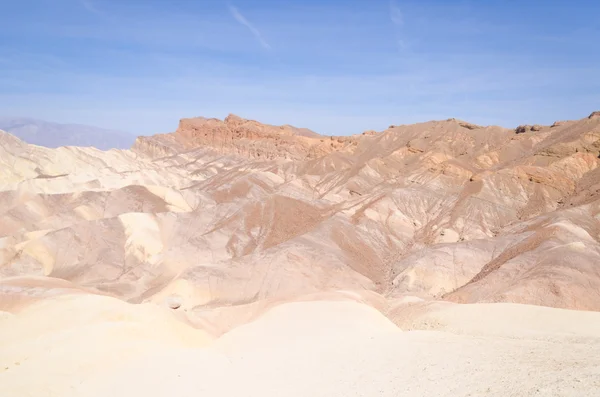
[0, 294, 212, 397]
[2, 296, 599, 397]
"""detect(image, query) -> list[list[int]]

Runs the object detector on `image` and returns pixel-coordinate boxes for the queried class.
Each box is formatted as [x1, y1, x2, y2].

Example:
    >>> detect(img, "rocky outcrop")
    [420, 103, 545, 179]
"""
[139, 114, 359, 161]
[458, 121, 482, 130]
[589, 111, 600, 119]
[444, 118, 482, 130]
[515, 124, 543, 133]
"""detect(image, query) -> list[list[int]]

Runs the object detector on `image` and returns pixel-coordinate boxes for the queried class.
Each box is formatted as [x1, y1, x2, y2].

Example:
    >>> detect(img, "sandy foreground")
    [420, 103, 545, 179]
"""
[1, 294, 599, 397]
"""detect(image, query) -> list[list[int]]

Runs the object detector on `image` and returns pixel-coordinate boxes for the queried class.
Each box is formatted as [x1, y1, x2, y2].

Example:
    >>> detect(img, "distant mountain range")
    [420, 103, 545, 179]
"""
[0, 117, 136, 150]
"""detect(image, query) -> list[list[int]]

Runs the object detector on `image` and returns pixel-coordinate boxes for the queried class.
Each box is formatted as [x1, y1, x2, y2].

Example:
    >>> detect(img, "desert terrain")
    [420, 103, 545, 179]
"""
[2, 111, 600, 396]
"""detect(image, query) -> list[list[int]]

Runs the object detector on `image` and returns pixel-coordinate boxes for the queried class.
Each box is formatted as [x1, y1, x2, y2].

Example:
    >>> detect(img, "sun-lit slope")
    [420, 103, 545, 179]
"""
[0, 292, 212, 397]
[12, 298, 596, 397]
[2, 111, 600, 316]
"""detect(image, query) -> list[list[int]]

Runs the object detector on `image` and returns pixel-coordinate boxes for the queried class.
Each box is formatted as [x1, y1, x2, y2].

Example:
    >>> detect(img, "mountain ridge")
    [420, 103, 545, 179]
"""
[0, 116, 137, 150]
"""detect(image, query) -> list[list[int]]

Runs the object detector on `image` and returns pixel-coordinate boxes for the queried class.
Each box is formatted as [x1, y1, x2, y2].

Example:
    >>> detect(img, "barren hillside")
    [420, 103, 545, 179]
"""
[2, 112, 600, 396]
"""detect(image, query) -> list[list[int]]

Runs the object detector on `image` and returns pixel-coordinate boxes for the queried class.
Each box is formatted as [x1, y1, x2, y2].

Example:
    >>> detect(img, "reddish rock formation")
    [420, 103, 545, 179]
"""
[134, 114, 356, 161]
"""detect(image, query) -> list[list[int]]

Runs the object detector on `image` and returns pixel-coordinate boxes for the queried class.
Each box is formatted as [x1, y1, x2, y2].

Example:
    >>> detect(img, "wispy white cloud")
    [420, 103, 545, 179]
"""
[389, 0, 403, 25]
[227, 4, 271, 50]
[389, 1, 406, 51]
[80, 0, 102, 15]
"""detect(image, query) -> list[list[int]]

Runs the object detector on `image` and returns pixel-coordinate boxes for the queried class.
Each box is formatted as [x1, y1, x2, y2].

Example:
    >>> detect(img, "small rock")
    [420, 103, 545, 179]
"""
[531, 124, 542, 131]
[165, 295, 183, 310]
[515, 125, 531, 134]
[459, 121, 482, 130]
[551, 121, 566, 128]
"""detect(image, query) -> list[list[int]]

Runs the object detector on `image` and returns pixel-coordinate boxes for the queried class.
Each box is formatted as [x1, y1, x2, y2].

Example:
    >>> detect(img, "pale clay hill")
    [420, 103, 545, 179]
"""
[2, 112, 600, 396]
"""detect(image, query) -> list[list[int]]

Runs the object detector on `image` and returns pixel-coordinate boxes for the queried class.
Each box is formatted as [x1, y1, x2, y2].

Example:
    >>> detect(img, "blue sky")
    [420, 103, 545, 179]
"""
[1, 0, 599, 136]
